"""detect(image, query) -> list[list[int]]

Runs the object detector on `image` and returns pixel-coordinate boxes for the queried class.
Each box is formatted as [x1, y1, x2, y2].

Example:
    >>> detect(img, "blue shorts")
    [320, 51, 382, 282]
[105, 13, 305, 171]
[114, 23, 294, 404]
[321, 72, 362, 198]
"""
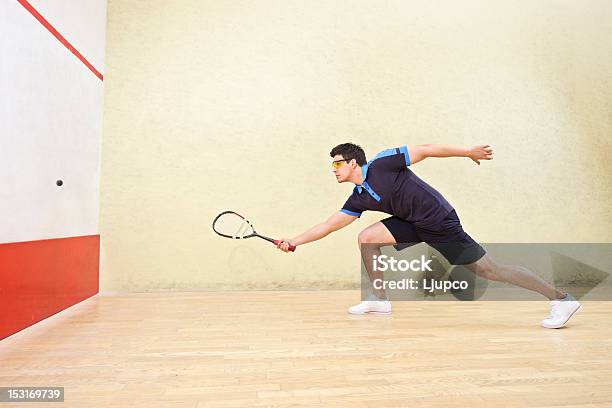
[381, 210, 486, 265]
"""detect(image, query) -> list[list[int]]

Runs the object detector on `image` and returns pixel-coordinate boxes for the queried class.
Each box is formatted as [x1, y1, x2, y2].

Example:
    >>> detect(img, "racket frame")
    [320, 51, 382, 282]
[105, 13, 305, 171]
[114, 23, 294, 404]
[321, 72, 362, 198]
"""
[212, 211, 295, 251]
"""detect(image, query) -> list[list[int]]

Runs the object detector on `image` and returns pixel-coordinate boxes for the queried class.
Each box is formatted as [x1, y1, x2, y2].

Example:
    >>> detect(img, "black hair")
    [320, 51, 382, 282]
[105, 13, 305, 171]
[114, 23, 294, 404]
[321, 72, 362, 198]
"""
[329, 143, 367, 166]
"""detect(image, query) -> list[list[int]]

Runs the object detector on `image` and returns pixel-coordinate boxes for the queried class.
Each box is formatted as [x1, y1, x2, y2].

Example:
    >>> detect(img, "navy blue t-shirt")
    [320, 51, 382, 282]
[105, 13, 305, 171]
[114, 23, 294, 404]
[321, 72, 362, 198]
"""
[340, 146, 454, 228]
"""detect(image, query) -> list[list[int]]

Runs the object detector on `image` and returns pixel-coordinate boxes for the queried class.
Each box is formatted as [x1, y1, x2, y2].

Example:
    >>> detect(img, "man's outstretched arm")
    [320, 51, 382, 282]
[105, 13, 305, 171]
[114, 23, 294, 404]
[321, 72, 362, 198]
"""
[407, 144, 493, 165]
[277, 211, 357, 252]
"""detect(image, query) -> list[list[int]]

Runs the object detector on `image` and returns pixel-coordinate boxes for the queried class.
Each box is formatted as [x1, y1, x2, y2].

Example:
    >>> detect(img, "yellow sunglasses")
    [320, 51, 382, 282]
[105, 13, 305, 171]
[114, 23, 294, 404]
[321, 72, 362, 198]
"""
[331, 159, 352, 169]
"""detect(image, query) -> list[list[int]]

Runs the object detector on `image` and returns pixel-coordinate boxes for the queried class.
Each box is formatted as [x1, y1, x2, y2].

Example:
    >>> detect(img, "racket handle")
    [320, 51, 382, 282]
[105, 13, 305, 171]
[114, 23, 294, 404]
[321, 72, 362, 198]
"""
[273, 240, 296, 252]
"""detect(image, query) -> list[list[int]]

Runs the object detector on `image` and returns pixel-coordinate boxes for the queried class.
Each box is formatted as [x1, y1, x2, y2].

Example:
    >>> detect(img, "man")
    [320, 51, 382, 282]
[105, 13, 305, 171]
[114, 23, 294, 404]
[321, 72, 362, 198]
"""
[277, 143, 581, 329]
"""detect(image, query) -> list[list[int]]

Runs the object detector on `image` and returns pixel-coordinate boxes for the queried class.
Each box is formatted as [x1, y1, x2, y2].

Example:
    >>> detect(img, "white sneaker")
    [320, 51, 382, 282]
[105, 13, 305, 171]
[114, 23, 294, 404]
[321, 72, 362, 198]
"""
[348, 295, 392, 315]
[541, 294, 582, 329]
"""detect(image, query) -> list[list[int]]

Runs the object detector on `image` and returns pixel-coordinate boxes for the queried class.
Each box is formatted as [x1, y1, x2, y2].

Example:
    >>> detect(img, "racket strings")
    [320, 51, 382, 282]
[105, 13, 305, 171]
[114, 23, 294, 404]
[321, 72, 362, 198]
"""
[233, 219, 253, 239]
[214, 213, 255, 239]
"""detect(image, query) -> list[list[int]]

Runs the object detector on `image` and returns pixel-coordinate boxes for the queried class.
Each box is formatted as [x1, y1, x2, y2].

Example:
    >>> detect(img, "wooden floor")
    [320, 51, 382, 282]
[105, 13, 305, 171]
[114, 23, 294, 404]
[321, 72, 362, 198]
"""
[1, 291, 611, 407]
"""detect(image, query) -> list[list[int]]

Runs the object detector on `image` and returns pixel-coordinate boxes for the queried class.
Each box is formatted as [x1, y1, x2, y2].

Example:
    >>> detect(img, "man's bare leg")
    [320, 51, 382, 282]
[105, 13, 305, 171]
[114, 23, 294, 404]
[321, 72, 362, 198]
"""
[465, 254, 582, 328]
[466, 254, 566, 300]
[357, 222, 397, 299]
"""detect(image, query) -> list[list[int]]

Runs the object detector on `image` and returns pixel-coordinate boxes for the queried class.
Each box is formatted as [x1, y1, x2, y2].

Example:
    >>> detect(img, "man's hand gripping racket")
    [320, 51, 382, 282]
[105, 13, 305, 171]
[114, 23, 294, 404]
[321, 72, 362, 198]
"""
[212, 211, 296, 252]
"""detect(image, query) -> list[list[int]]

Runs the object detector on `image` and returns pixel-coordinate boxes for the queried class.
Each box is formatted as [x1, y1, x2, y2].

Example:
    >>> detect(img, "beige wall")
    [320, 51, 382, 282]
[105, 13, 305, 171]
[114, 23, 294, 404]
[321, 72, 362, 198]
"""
[101, 0, 612, 292]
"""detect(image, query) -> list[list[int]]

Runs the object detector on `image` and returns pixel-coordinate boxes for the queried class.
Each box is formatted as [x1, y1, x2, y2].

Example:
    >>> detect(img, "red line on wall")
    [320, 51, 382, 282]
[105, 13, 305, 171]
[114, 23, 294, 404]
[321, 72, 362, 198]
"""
[16, 0, 104, 81]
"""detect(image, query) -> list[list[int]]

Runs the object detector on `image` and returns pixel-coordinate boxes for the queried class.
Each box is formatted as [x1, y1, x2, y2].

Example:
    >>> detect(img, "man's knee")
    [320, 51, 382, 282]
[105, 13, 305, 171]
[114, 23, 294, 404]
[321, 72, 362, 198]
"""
[358, 222, 396, 248]
[358, 228, 381, 246]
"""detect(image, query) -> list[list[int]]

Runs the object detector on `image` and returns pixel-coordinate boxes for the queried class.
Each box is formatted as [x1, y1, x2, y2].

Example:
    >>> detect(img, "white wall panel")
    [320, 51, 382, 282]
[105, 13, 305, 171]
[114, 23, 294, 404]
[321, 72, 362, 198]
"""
[0, 0, 106, 244]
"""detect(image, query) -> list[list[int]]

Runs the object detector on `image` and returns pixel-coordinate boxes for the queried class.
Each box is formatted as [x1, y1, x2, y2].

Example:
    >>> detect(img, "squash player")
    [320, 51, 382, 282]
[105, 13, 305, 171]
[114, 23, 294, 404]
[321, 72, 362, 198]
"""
[277, 143, 581, 329]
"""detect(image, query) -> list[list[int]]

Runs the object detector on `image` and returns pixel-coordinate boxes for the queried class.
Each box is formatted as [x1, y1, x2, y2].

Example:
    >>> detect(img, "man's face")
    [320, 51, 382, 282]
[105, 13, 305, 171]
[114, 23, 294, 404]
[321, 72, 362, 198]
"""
[331, 155, 354, 183]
